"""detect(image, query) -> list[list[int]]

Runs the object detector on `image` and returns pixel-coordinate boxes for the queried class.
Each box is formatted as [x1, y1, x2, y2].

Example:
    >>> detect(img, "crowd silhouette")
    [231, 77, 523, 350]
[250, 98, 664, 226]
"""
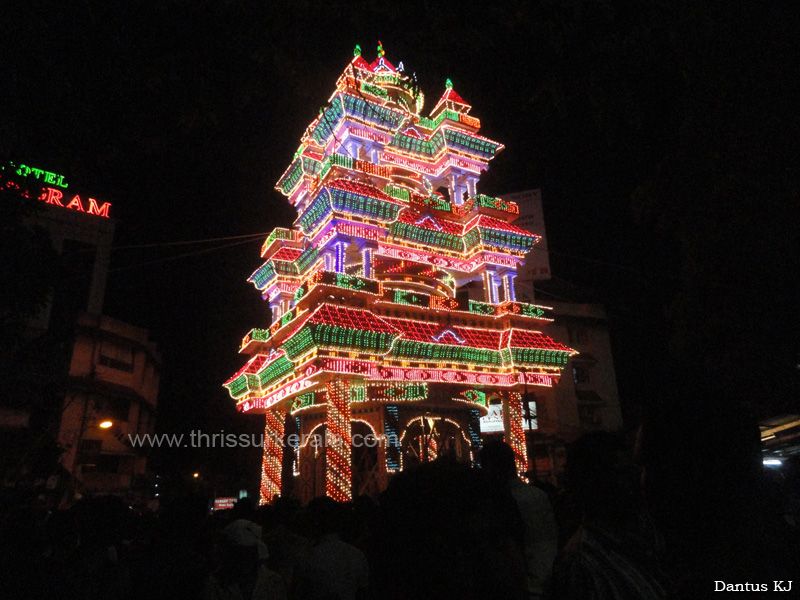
[2, 418, 798, 600]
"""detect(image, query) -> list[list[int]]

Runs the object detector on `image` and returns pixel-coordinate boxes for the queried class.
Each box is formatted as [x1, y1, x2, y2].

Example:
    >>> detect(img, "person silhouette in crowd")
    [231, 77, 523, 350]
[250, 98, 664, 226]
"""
[261, 497, 310, 591]
[551, 431, 670, 600]
[292, 496, 368, 600]
[202, 518, 286, 600]
[480, 440, 557, 600]
[376, 452, 526, 600]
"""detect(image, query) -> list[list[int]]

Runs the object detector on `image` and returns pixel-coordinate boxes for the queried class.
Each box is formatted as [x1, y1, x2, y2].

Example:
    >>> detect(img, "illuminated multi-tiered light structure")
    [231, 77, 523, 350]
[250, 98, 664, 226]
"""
[225, 44, 576, 504]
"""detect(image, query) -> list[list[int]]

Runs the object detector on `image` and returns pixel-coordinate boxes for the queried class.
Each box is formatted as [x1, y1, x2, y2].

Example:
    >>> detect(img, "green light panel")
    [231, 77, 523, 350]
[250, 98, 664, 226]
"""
[330, 188, 403, 222]
[227, 375, 249, 398]
[461, 389, 488, 407]
[297, 192, 333, 232]
[256, 355, 295, 389]
[250, 262, 276, 290]
[518, 304, 546, 318]
[390, 340, 502, 367]
[278, 159, 303, 195]
[350, 385, 367, 402]
[383, 185, 410, 202]
[291, 392, 315, 411]
[342, 93, 404, 130]
[317, 271, 381, 295]
[510, 348, 570, 367]
[418, 109, 462, 130]
[393, 289, 430, 306]
[250, 329, 271, 342]
[313, 324, 394, 353]
[360, 82, 389, 99]
[444, 129, 500, 159]
[390, 221, 464, 252]
[282, 326, 315, 360]
[471, 194, 517, 214]
[371, 383, 428, 401]
[468, 300, 497, 316]
[264, 228, 297, 248]
[310, 98, 345, 144]
[295, 245, 321, 273]
[479, 228, 537, 253]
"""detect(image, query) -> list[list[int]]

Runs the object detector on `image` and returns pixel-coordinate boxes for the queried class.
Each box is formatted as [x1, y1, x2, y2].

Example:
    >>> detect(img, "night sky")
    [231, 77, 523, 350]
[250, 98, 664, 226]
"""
[4, 1, 798, 487]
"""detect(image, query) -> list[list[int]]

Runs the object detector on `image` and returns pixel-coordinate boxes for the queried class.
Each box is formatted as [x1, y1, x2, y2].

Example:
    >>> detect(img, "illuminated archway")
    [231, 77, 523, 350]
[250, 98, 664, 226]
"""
[351, 420, 381, 497]
[399, 416, 471, 469]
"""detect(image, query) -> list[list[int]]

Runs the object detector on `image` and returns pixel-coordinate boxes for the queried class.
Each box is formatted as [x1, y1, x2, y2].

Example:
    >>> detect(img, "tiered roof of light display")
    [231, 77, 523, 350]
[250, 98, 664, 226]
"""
[225, 43, 576, 414]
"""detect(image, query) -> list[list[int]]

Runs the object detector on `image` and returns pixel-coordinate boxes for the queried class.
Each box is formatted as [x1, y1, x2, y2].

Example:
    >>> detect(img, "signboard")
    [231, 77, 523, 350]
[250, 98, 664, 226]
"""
[1, 161, 112, 218]
[213, 497, 237, 511]
[479, 401, 538, 434]
[10, 162, 69, 188]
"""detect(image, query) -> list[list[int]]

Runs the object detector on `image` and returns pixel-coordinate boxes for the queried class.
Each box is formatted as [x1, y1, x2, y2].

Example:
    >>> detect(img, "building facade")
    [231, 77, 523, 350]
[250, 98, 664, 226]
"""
[0, 162, 160, 501]
[225, 46, 578, 504]
[57, 313, 160, 497]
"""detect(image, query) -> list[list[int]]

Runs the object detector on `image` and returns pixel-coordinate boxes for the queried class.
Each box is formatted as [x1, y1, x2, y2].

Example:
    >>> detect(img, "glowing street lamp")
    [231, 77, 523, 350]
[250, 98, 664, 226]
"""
[193, 472, 200, 479]
[99, 420, 113, 429]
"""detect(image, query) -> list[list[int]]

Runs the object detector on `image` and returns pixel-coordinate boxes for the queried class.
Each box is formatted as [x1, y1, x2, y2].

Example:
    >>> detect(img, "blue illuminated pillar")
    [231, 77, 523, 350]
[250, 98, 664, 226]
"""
[334, 241, 347, 273]
[361, 247, 373, 278]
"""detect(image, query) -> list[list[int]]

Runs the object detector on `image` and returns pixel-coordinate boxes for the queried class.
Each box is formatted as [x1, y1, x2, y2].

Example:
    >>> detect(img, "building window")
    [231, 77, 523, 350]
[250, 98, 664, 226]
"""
[578, 404, 602, 427]
[99, 342, 134, 372]
[573, 366, 591, 384]
[77, 439, 102, 465]
[83, 454, 122, 474]
[100, 397, 131, 423]
[98, 354, 134, 372]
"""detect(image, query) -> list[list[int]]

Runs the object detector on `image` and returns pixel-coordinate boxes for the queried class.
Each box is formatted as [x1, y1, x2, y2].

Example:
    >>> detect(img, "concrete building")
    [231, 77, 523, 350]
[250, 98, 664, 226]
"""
[58, 313, 160, 496]
[0, 162, 160, 501]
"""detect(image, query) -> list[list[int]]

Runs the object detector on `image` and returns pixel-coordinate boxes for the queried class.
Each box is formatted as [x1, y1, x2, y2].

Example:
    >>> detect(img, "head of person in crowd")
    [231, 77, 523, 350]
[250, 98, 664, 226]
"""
[307, 495, 343, 541]
[217, 518, 268, 581]
[479, 439, 518, 484]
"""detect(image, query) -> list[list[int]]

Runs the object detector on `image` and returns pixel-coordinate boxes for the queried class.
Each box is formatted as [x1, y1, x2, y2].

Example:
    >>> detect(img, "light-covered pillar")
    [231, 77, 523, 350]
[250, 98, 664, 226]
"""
[466, 177, 477, 199]
[483, 270, 501, 303]
[448, 172, 459, 205]
[260, 410, 285, 504]
[361, 247, 373, 278]
[325, 379, 352, 501]
[334, 242, 347, 274]
[502, 391, 529, 476]
[503, 272, 517, 302]
[482, 271, 493, 303]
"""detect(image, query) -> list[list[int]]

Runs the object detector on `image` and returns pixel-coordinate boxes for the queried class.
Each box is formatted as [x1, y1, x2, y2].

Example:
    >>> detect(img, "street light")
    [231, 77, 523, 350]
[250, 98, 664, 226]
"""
[98, 420, 113, 429]
[193, 472, 200, 479]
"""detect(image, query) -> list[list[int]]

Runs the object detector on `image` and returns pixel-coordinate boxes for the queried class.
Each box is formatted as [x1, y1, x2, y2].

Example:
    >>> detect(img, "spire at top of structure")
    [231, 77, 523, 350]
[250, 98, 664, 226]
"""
[431, 78, 471, 117]
[350, 42, 371, 71]
[369, 40, 396, 72]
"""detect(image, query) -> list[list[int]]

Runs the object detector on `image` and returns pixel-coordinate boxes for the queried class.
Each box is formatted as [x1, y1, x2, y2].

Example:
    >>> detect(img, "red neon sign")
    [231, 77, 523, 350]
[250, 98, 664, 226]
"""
[40, 187, 111, 218]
